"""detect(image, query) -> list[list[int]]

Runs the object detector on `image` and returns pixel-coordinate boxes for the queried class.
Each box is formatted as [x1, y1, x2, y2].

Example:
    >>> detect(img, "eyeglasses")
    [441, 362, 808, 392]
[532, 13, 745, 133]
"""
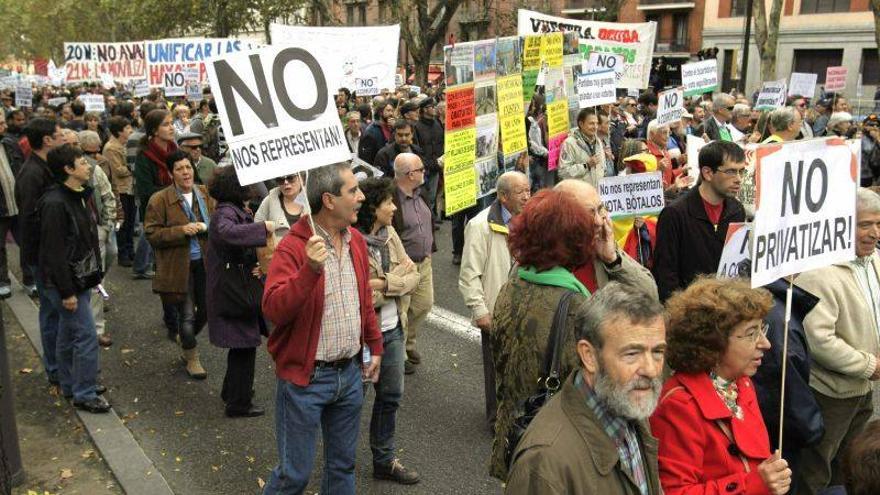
[586, 203, 607, 216]
[716, 167, 749, 178]
[408, 167, 425, 174]
[83, 150, 99, 156]
[725, 106, 735, 111]
[735, 322, 770, 342]
[280, 175, 298, 184]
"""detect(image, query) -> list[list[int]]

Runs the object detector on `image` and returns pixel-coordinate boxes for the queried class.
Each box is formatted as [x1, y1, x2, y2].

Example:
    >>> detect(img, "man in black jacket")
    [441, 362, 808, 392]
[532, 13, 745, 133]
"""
[15, 118, 63, 383]
[373, 120, 424, 178]
[652, 140, 746, 301]
[40, 143, 109, 413]
[358, 99, 394, 166]
[2, 109, 26, 173]
[412, 98, 444, 219]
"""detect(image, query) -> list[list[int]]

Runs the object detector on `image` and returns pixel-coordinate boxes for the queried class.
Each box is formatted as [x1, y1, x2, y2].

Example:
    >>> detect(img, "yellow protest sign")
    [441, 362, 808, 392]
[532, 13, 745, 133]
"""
[546, 100, 570, 137]
[445, 166, 477, 215]
[540, 32, 563, 68]
[497, 74, 527, 155]
[444, 127, 476, 174]
[522, 35, 541, 71]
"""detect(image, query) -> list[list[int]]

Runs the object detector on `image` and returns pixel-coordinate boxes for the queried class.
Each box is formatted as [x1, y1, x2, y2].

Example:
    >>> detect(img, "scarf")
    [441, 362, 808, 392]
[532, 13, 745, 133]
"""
[175, 186, 211, 228]
[364, 226, 391, 273]
[573, 129, 598, 157]
[517, 266, 590, 297]
[143, 138, 176, 187]
[710, 371, 743, 420]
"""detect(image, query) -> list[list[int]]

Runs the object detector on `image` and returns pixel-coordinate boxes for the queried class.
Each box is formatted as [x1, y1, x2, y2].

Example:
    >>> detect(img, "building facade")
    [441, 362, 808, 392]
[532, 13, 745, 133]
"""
[702, 0, 877, 100]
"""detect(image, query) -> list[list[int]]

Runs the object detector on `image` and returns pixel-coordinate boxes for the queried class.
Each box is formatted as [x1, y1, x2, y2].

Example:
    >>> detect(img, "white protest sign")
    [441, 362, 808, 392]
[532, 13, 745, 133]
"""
[394, 74, 404, 88]
[163, 71, 185, 96]
[355, 77, 379, 96]
[270, 23, 400, 93]
[133, 79, 150, 97]
[681, 59, 718, 96]
[717, 223, 752, 279]
[47, 96, 68, 107]
[78, 94, 105, 113]
[576, 69, 616, 108]
[755, 80, 787, 110]
[598, 171, 665, 218]
[186, 82, 203, 101]
[627, 88, 640, 97]
[686, 134, 707, 180]
[100, 73, 115, 90]
[656, 87, 684, 126]
[585, 52, 625, 81]
[15, 85, 32, 108]
[825, 66, 847, 92]
[788, 72, 817, 98]
[410, 85, 421, 95]
[750, 138, 857, 288]
[205, 43, 351, 186]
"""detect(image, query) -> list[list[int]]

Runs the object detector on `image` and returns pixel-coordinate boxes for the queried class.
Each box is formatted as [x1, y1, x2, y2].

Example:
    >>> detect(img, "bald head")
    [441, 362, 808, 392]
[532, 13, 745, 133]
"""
[497, 171, 531, 215]
[393, 152, 422, 178]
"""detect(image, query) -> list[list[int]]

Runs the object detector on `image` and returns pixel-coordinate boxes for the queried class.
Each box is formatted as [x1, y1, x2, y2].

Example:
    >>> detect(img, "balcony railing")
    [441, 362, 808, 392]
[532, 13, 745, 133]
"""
[655, 38, 690, 53]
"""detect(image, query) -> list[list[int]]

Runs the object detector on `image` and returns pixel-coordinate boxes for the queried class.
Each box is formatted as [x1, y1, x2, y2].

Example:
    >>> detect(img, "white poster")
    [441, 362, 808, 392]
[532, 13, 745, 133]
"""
[576, 69, 616, 108]
[517, 9, 656, 89]
[270, 23, 400, 93]
[133, 79, 151, 98]
[15, 85, 32, 108]
[100, 73, 115, 90]
[681, 59, 718, 97]
[146, 38, 260, 87]
[163, 71, 185, 97]
[755, 80, 787, 110]
[788, 72, 817, 98]
[686, 134, 707, 180]
[78, 94, 105, 113]
[47, 96, 68, 107]
[598, 171, 665, 218]
[205, 43, 351, 186]
[656, 87, 684, 127]
[750, 138, 857, 288]
[585, 52, 625, 82]
[717, 223, 752, 279]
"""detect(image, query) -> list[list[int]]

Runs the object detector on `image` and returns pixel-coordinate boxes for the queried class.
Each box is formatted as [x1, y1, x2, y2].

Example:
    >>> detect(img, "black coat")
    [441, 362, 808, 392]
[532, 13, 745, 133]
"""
[15, 153, 54, 267]
[702, 116, 726, 142]
[751, 279, 824, 459]
[1, 132, 24, 175]
[372, 142, 424, 178]
[357, 122, 389, 166]
[38, 184, 102, 298]
[413, 117, 444, 174]
[652, 186, 745, 301]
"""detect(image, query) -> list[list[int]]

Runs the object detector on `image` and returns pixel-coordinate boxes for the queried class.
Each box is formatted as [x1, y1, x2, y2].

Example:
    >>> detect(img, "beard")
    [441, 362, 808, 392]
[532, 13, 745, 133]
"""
[593, 361, 662, 420]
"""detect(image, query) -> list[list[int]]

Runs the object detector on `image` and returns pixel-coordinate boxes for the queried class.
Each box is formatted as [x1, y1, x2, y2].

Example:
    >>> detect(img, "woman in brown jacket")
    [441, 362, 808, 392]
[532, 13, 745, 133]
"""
[145, 150, 215, 379]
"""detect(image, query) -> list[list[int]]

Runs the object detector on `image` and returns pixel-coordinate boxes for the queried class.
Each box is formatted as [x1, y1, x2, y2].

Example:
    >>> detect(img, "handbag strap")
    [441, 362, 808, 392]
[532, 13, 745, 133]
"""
[540, 290, 577, 393]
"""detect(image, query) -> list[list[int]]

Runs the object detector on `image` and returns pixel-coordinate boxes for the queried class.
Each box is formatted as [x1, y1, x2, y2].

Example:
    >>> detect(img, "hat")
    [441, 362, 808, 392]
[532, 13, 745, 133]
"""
[176, 131, 203, 144]
[682, 110, 693, 119]
[400, 100, 419, 114]
[419, 97, 436, 109]
[827, 112, 853, 129]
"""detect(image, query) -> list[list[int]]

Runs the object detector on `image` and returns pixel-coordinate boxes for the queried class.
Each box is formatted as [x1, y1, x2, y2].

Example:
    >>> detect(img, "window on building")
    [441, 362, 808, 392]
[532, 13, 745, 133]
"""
[346, 4, 355, 25]
[358, 3, 366, 25]
[800, 0, 851, 14]
[721, 49, 739, 91]
[378, 0, 387, 24]
[673, 14, 688, 49]
[730, 0, 748, 16]
[863, 49, 880, 85]
[793, 49, 843, 83]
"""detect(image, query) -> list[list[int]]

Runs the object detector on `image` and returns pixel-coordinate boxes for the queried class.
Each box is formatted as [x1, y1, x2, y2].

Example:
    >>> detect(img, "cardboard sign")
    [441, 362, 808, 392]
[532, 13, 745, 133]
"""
[133, 79, 150, 98]
[681, 59, 718, 96]
[585, 52, 625, 81]
[755, 80, 787, 110]
[788, 72, 817, 98]
[163, 71, 185, 97]
[576, 69, 616, 108]
[717, 223, 752, 279]
[78, 94, 105, 113]
[204, 43, 350, 186]
[15, 85, 32, 108]
[750, 138, 857, 288]
[598, 172, 665, 218]
[355, 76, 380, 96]
[656, 87, 684, 126]
[825, 66, 847, 92]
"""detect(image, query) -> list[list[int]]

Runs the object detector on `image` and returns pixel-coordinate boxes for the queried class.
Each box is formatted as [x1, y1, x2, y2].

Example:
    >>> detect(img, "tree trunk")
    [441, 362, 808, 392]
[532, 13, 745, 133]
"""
[391, 0, 464, 89]
[752, 0, 783, 82]
[412, 52, 430, 88]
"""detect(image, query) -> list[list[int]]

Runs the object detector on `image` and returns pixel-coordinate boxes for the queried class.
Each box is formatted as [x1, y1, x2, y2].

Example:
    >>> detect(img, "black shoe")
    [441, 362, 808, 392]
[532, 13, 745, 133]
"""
[74, 396, 111, 413]
[47, 375, 59, 386]
[65, 384, 106, 400]
[225, 405, 265, 418]
[407, 350, 421, 365]
[373, 459, 420, 485]
[118, 258, 133, 267]
[132, 271, 153, 280]
[452, 254, 462, 266]
[404, 360, 416, 375]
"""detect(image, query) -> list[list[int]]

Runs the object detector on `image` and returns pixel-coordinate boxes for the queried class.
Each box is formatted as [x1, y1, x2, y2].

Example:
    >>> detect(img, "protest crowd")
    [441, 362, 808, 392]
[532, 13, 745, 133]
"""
[4, 12, 880, 495]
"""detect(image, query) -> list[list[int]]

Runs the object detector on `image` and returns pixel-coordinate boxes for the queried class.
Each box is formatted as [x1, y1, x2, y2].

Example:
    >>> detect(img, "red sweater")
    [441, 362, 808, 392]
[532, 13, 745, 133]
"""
[263, 216, 383, 387]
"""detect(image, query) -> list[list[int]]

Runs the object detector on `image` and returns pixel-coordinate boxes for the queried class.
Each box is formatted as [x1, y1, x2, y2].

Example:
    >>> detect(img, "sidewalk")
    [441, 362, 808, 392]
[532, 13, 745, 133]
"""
[5, 304, 122, 495]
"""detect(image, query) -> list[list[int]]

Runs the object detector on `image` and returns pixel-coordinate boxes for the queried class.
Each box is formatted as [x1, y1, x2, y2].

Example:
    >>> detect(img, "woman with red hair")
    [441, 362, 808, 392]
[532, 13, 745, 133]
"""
[488, 189, 597, 480]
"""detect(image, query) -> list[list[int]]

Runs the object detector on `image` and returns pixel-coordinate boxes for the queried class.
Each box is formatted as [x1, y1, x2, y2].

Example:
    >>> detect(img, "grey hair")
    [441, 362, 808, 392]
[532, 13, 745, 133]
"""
[393, 152, 421, 178]
[768, 106, 797, 133]
[857, 187, 880, 215]
[731, 103, 751, 120]
[496, 171, 529, 196]
[576, 282, 665, 349]
[306, 162, 350, 215]
[647, 119, 665, 136]
[712, 92, 733, 111]
[78, 130, 102, 149]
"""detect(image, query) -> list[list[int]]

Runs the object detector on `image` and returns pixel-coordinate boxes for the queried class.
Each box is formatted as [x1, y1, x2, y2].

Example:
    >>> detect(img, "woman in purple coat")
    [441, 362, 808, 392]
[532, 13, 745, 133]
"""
[205, 167, 273, 418]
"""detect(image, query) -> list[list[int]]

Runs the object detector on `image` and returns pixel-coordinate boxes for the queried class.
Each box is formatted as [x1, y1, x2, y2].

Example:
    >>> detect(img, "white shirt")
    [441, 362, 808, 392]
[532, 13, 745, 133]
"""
[851, 256, 880, 339]
[181, 191, 193, 208]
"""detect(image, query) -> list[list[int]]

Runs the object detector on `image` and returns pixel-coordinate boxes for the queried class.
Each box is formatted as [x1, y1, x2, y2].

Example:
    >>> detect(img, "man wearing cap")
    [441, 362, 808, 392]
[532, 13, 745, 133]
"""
[413, 98, 444, 221]
[826, 112, 854, 139]
[177, 131, 217, 185]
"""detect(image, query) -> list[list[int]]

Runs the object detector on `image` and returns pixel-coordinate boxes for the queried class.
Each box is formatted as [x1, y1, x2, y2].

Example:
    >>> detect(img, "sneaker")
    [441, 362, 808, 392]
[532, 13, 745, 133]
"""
[373, 459, 420, 485]
[0, 285, 11, 299]
[132, 271, 154, 280]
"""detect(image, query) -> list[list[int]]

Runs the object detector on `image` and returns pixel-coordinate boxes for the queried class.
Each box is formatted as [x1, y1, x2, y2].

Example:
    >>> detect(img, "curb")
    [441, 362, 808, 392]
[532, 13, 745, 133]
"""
[6, 276, 174, 495]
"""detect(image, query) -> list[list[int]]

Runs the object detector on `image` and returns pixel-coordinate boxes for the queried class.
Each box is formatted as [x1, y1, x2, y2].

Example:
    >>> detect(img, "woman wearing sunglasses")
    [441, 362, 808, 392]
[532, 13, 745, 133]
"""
[254, 174, 304, 242]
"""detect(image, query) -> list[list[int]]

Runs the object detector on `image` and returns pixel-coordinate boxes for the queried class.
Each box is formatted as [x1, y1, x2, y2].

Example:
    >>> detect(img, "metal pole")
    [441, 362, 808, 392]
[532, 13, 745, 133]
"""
[739, 0, 754, 94]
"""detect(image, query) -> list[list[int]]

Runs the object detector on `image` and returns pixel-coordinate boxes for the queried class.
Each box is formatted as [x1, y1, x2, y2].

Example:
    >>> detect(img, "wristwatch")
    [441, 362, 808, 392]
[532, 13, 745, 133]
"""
[603, 252, 622, 269]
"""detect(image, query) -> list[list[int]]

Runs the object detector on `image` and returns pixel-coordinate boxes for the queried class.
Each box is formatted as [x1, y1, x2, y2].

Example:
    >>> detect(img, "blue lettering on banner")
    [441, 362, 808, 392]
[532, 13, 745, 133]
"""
[148, 40, 249, 64]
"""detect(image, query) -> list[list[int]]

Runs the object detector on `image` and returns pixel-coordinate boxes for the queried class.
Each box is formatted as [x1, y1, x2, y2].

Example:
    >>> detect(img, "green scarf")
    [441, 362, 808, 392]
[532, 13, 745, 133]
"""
[517, 266, 590, 297]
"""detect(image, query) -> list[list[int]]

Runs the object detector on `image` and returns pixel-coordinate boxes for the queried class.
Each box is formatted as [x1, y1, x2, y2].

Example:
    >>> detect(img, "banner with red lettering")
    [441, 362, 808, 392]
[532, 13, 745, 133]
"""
[63, 42, 146, 83]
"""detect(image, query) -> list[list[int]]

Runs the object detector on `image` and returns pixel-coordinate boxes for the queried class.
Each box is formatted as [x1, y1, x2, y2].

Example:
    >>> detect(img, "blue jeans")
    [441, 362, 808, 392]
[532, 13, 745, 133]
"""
[370, 325, 405, 466]
[264, 358, 363, 495]
[133, 228, 153, 274]
[44, 288, 99, 402]
[31, 265, 60, 380]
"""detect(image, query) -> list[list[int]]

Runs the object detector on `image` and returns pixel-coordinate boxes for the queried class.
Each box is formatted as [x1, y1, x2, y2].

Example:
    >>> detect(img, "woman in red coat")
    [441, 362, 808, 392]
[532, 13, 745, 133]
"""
[650, 277, 793, 495]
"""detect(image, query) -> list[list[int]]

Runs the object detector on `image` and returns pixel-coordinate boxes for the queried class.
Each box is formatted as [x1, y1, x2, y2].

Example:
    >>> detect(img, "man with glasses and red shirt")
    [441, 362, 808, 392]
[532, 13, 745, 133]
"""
[652, 140, 746, 301]
[703, 93, 737, 142]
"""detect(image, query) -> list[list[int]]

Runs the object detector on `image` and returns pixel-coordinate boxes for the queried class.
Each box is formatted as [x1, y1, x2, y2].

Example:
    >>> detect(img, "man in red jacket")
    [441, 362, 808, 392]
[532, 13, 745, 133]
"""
[262, 162, 383, 495]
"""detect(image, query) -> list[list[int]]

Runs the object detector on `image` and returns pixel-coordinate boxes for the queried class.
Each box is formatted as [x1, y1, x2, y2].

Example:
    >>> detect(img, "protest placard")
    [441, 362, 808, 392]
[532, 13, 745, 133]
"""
[445, 166, 477, 215]
[750, 138, 857, 288]
[576, 69, 616, 108]
[146, 38, 259, 87]
[497, 74, 527, 155]
[355, 77, 380, 96]
[585, 52, 625, 81]
[133, 79, 150, 97]
[183, 66, 200, 83]
[100, 73, 115, 90]
[755, 80, 787, 110]
[270, 24, 399, 93]
[598, 172, 665, 219]
[717, 223, 752, 279]
[186, 82, 203, 101]
[546, 100, 570, 137]
[681, 59, 718, 96]
[64, 42, 147, 83]
[78, 94, 105, 113]
[163, 72, 185, 96]
[47, 96, 68, 107]
[540, 33, 563, 68]
[15, 85, 32, 108]
[825, 66, 847, 92]
[518, 9, 656, 89]
[788, 72, 817, 98]
[656, 87, 684, 126]
[686, 134, 707, 180]
[204, 43, 351, 186]
[446, 86, 476, 131]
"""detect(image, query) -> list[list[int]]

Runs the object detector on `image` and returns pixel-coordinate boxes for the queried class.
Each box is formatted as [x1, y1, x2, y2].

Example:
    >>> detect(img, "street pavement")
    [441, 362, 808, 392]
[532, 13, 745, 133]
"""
[34, 222, 503, 495]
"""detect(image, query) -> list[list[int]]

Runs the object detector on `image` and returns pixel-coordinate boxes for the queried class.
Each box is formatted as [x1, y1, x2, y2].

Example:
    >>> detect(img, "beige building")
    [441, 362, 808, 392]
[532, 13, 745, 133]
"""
[702, 0, 878, 101]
